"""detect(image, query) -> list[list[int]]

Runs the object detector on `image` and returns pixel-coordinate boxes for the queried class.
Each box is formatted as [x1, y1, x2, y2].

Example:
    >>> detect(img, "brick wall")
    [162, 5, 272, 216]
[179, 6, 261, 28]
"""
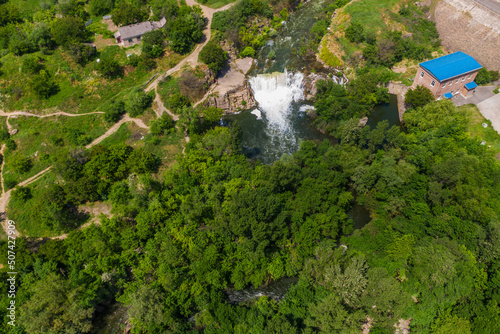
[412, 66, 479, 99]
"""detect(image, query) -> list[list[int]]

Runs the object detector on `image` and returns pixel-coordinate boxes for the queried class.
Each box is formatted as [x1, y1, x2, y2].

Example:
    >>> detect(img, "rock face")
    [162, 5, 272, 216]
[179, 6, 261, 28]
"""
[302, 71, 349, 100]
[206, 81, 257, 113]
[303, 73, 330, 100]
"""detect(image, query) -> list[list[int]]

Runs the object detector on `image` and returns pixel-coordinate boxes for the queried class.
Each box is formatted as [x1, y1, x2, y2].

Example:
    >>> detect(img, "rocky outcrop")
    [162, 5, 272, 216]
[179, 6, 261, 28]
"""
[303, 70, 349, 100]
[205, 81, 257, 113]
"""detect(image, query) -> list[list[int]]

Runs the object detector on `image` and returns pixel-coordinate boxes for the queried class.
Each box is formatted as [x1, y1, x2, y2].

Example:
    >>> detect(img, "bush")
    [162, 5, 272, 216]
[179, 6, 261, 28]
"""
[104, 100, 126, 123]
[112, 3, 149, 26]
[51, 17, 87, 48]
[97, 57, 121, 79]
[199, 41, 226, 72]
[345, 22, 365, 43]
[30, 70, 58, 98]
[68, 43, 96, 65]
[12, 186, 32, 202]
[240, 46, 255, 57]
[142, 30, 166, 58]
[5, 138, 16, 150]
[405, 85, 434, 109]
[0, 129, 10, 141]
[150, 114, 175, 136]
[90, 0, 114, 16]
[11, 155, 33, 174]
[22, 56, 44, 74]
[126, 88, 153, 117]
[4, 176, 17, 190]
[475, 68, 491, 85]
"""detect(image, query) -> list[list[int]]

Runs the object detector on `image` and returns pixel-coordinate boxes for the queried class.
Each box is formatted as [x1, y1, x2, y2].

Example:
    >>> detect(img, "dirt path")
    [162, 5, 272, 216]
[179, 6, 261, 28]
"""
[145, 0, 235, 92]
[85, 115, 149, 149]
[0, 110, 104, 118]
[152, 87, 180, 120]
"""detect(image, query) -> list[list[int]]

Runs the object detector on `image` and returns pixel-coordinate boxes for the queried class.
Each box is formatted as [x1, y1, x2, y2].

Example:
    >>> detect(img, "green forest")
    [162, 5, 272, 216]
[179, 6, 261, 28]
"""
[0, 0, 499, 331]
[1, 97, 500, 333]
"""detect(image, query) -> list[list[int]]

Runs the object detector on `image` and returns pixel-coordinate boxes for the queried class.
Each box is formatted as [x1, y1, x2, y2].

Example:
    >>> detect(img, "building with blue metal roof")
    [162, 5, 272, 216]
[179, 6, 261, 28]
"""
[411, 52, 482, 100]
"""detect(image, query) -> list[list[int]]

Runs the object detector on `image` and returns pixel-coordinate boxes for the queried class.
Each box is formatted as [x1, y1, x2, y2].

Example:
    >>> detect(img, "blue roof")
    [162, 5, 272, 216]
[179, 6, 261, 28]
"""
[444, 92, 453, 99]
[420, 52, 482, 82]
[465, 81, 477, 90]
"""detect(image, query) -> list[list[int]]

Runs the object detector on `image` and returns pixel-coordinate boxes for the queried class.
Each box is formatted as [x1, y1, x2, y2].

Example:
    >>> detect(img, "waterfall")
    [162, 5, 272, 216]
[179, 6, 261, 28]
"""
[248, 71, 305, 161]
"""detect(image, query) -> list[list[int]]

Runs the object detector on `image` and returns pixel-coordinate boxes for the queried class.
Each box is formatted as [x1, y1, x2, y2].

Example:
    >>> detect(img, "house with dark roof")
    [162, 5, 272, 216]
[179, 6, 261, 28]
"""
[114, 17, 166, 47]
[411, 51, 482, 100]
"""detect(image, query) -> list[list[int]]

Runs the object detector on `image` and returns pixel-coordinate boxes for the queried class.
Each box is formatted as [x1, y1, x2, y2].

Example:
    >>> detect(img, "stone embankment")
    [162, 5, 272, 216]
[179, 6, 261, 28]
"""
[199, 57, 257, 113]
[431, 0, 500, 72]
[387, 82, 410, 123]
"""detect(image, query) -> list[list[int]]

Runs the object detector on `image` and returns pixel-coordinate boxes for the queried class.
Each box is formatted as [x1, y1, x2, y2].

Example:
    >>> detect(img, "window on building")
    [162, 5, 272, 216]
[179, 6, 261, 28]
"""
[456, 79, 459, 84]
[430, 81, 435, 87]
[442, 82, 446, 88]
[468, 74, 472, 79]
[449, 81, 452, 86]
[420, 71, 424, 78]
[137, 36, 141, 40]
[451, 90, 454, 94]
[128, 39, 132, 43]
[462, 77, 465, 81]
[437, 94, 441, 99]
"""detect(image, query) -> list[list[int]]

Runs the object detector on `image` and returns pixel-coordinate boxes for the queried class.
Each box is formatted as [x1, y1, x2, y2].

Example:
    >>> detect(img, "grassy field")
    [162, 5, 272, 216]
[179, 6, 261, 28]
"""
[462, 104, 500, 153]
[195, 0, 236, 9]
[2, 113, 109, 189]
[343, 0, 401, 34]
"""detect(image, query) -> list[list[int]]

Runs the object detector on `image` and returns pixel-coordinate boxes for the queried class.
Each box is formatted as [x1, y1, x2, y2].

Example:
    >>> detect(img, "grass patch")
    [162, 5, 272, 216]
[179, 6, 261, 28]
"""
[344, 0, 400, 34]
[320, 40, 342, 67]
[2, 113, 108, 188]
[463, 104, 500, 153]
[196, 0, 236, 9]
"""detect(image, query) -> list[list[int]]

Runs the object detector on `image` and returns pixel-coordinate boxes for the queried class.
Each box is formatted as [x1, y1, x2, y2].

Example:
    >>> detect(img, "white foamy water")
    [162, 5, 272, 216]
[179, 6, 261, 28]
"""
[248, 71, 305, 160]
[299, 105, 315, 112]
[250, 109, 262, 120]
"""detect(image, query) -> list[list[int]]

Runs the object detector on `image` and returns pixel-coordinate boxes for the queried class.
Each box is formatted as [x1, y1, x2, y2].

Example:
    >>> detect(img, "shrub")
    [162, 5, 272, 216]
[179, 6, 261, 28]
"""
[11, 155, 33, 174]
[104, 100, 126, 123]
[199, 41, 226, 72]
[126, 88, 153, 117]
[4, 176, 17, 190]
[345, 22, 365, 43]
[112, 3, 148, 26]
[12, 186, 32, 202]
[150, 114, 175, 136]
[30, 70, 58, 98]
[90, 0, 115, 16]
[0, 129, 10, 141]
[97, 57, 121, 79]
[22, 56, 44, 74]
[405, 85, 434, 109]
[240, 46, 255, 57]
[5, 138, 16, 150]
[475, 68, 491, 85]
[142, 30, 166, 58]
